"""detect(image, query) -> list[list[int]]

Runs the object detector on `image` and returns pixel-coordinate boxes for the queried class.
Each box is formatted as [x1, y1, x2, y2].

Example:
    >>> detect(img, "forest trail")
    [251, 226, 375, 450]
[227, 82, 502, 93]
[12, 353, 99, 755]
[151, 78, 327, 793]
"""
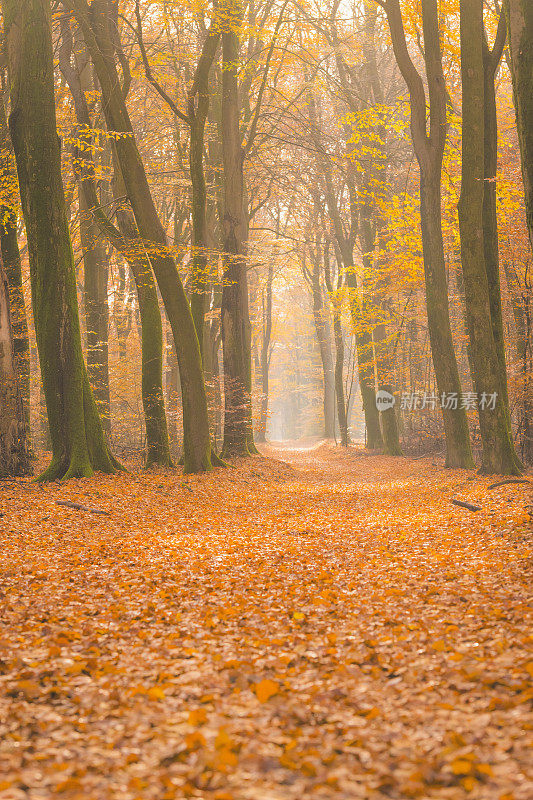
[0, 445, 532, 800]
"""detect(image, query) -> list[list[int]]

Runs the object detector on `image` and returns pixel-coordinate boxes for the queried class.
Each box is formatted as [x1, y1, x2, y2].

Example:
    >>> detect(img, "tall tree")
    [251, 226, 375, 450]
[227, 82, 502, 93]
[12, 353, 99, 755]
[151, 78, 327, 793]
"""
[504, 0, 533, 254]
[381, 0, 474, 468]
[3, 0, 118, 480]
[0, 254, 30, 476]
[482, 11, 515, 431]
[68, 0, 212, 473]
[0, 84, 30, 438]
[302, 239, 336, 439]
[58, 15, 172, 466]
[458, 0, 521, 474]
[220, 0, 255, 456]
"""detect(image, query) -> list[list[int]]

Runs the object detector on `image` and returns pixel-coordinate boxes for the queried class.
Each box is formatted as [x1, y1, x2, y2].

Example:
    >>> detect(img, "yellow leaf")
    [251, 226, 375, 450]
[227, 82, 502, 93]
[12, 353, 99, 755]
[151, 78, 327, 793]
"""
[188, 708, 207, 726]
[215, 727, 233, 750]
[147, 686, 165, 701]
[55, 778, 82, 793]
[432, 639, 447, 652]
[293, 611, 305, 622]
[17, 679, 40, 699]
[255, 678, 279, 702]
[185, 731, 205, 750]
[451, 759, 473, 775]
[216, 747, 238, 767]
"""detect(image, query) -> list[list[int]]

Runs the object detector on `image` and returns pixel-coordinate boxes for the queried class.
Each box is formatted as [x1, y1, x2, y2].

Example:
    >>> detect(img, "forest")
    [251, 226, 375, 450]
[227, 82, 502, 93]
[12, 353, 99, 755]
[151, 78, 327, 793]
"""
[0, 1, 532, 799]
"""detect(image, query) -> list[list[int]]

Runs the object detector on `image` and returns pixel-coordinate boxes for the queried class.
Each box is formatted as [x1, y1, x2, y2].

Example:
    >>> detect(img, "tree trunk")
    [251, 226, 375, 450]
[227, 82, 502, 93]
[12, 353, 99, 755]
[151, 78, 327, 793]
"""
[420, 169, 474, 466]
[504, 0, 533, 254]
[384, 0, 474, 468]
[4, 0, 118, 480]
[458, 0, 521, 474]
[483, 17, 510, 411]
[0, 255, 30, 476]
[503, 260, 533, 464]
[70, 0, 211, 473]
[256, 262, 273, 443]
[310, 254, 335, 439]
[220, 4, 254, 457]
[112, 190, 172, 468]
[79, 188, 111, 431]
[0, 85, 31, 438]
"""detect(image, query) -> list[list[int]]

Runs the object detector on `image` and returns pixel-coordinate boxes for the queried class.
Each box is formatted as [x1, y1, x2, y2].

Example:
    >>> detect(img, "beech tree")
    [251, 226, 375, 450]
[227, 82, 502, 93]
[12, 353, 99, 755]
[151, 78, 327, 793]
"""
[0, 255, 30, 477]
[458, 0, 522, 474]
[3, 0, 118, 480]
[68, 0, 213, 473]
[381, 0, 474, 469]
[504, 0, 533, 253]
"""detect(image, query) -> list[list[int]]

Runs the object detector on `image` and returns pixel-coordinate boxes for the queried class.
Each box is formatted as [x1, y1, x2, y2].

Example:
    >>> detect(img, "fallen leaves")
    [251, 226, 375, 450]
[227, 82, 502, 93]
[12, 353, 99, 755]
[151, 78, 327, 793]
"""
[0, 444, 531, 799]
[254, 678, 279, 703]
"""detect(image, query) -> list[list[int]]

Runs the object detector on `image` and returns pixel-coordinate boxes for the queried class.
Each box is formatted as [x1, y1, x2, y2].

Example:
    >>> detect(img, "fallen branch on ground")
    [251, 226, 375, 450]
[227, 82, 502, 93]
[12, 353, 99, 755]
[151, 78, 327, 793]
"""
[487, 479, 532, 490]
[451, 499, 481, 512]
[55, 500, 111, 516]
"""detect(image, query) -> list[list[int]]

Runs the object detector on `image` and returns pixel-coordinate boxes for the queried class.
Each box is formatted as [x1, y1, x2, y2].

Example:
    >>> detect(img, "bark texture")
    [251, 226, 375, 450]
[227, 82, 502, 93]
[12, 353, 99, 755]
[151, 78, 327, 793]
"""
[4, 0, 118, 480]
[220, 3, 255, 457]
[0, 256, 30, 476]
[70, 0, 211, 473]
[504, 0, 533, 254]
[384, 0, 474, 468]
[458, 0, 521, 474]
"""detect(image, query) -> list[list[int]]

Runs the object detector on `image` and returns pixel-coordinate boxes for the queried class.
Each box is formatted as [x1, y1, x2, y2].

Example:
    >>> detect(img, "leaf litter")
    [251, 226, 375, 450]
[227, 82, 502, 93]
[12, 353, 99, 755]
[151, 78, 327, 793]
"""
[0, 443, 531, 800]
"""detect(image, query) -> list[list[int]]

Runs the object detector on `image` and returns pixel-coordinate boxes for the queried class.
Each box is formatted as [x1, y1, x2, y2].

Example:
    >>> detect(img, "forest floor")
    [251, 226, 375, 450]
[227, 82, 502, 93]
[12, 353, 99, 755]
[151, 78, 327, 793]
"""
[0, 443, 532, 800]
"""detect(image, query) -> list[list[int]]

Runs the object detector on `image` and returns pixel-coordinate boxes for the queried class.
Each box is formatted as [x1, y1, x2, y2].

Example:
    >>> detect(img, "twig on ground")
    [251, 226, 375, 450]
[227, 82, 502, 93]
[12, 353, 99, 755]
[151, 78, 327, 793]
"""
[55, 500, 111, 516]
[487, 479, 532, 490]
[451, 499, 482, 512]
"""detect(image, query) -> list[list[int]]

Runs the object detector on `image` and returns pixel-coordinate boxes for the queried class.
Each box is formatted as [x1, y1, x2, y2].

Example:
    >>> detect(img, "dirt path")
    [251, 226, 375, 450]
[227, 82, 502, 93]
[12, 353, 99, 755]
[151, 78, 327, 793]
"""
[0, 445, 531, 799]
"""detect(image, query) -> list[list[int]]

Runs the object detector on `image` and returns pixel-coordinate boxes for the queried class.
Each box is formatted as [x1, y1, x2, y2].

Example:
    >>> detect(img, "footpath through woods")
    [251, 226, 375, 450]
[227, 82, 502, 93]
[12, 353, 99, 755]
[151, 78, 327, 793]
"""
[0, 444, 532, 800]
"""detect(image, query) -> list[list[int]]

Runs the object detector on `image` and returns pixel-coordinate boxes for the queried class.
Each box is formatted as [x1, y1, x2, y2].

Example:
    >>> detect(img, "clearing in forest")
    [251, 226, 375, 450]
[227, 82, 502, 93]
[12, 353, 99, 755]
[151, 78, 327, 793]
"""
[0, 444, 532, 800]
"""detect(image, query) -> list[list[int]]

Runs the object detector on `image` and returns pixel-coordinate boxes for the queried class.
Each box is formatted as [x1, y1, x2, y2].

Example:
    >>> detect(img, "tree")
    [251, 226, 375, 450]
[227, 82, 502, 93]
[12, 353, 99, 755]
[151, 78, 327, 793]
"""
[0, 84, 30, 439]
[302, 237, 336, 440]
[381, 0, 474, 468]
[68, 0, 212, 473]
[220, 0, 255, 456]
[504, 0, 533, 254]
[458, 0, 521, 474]
[0, 254, 30, 477]
[58, 14, 172, 466]
[3, 0, 118, 480]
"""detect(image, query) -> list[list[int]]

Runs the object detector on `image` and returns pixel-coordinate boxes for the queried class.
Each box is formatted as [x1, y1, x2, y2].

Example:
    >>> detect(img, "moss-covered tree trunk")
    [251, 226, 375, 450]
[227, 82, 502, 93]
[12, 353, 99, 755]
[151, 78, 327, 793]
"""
[458, 0, 522, 475]
[0, 255, 30, 477]
[3, 0, 118, 480]
[220, 3, 254, 457]
[0, 85, 30, 438]
[58, 16, 170, 466]
[70, 0, 211, 473]
[504, 0, 533, 254]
